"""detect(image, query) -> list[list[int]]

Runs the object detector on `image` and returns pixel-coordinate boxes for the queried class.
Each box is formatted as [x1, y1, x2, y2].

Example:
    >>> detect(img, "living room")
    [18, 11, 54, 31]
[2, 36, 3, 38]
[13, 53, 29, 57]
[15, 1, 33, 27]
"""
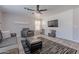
[0, 5, 79, 54]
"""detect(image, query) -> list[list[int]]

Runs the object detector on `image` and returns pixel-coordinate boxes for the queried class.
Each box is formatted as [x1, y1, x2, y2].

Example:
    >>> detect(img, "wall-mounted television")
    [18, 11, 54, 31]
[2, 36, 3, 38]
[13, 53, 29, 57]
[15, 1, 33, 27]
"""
[48, 19, 58, 27]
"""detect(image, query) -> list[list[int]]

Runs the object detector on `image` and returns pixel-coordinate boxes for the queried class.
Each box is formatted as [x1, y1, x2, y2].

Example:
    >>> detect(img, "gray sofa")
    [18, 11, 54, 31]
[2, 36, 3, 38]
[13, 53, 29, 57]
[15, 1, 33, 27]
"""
[0, 30, 3, 43]
[0, 30, 17, 53]
[21, 28, 34, 38]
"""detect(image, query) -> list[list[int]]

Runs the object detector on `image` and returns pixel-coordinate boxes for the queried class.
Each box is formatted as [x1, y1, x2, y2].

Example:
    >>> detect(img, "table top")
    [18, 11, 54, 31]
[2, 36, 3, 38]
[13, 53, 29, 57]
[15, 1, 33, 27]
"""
[27, 37, 42, 44]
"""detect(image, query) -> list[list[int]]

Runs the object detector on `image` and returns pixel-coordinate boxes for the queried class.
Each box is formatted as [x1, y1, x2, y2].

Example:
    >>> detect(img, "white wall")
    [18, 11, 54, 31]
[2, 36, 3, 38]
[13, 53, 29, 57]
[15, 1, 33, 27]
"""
[73, 8, 79, 42]
[2, 13, 35, 37]
[0, 11, 2, 30]
[42, 9, 73, 41]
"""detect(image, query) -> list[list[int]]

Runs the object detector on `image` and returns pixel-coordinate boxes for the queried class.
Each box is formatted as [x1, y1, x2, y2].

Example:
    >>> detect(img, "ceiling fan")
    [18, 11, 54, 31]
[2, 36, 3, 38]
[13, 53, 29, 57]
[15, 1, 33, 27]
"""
[24, 5, 47, 14]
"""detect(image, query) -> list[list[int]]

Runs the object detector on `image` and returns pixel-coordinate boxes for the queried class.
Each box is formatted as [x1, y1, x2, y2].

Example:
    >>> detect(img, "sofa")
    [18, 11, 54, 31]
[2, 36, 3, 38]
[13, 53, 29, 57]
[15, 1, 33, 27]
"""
[0, 30, 18, 54]
[21, 28, 34, 38]
[0, 30, 3, 43]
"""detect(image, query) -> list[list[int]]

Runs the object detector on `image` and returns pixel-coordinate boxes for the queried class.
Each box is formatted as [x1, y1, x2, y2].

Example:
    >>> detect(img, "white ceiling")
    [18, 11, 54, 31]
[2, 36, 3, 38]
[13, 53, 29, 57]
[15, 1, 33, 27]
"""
[0, 5, 79, 15]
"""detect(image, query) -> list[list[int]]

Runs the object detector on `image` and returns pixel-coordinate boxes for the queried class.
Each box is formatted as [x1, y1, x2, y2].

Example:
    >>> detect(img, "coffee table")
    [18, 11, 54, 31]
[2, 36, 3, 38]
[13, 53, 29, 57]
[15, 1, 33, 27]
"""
[26, 37, 42, 53]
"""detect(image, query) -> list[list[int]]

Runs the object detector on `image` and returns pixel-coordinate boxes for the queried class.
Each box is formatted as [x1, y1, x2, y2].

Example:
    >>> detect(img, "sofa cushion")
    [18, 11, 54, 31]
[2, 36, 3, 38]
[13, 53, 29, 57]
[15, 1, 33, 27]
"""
[0, 37, 17, 48]
[2, 31, 10, 39]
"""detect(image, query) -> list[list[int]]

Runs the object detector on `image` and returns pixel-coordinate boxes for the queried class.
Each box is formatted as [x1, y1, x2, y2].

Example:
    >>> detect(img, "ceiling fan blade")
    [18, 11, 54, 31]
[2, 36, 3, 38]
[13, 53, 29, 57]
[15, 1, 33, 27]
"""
[37, 5, 39, 11]
[37, 11, 42, 14]
[39, 9, 47, 11]
[24, 7, 35, 11]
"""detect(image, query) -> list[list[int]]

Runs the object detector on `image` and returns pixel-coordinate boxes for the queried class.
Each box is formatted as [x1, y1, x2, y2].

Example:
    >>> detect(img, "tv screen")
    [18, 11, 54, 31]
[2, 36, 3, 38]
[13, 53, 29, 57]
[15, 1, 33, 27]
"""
[48, 20, 58, 27]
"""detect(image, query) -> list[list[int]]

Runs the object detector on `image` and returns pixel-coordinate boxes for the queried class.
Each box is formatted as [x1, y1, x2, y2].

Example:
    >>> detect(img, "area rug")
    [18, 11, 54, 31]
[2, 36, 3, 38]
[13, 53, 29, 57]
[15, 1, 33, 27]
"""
[21, 37, 77, 54]
[33, 37, 77, 54]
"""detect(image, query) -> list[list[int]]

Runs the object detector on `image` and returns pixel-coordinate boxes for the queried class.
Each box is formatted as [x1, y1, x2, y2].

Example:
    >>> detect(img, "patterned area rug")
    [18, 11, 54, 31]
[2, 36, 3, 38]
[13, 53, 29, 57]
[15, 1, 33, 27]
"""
[33, 37, 77, 54]
[21, 37, 77, 54]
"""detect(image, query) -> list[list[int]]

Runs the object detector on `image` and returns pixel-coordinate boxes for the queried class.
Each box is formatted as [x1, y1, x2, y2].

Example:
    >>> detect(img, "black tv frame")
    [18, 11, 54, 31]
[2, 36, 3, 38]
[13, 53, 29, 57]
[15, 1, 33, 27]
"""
[48, 19, 58, 27]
